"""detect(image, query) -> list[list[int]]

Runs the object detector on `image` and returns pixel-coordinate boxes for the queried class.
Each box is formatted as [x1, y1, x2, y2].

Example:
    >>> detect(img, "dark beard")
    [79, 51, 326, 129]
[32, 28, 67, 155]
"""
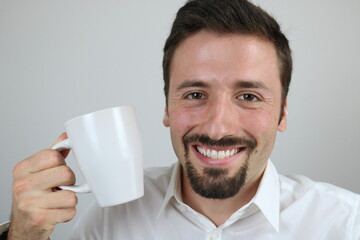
[182, 134, 256, 199]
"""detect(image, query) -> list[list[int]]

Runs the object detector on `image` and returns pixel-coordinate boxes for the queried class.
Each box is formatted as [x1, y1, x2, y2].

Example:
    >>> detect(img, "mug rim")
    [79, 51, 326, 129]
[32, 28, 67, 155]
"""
[65, 105, 135, 125]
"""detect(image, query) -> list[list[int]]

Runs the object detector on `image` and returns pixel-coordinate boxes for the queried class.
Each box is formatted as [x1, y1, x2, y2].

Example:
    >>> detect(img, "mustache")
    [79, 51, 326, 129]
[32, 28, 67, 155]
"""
[183, 134, 257, 151]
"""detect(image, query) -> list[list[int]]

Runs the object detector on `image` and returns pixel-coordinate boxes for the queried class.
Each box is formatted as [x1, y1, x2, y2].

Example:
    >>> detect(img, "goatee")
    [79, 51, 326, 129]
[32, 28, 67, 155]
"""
[182, 134, 256, 199]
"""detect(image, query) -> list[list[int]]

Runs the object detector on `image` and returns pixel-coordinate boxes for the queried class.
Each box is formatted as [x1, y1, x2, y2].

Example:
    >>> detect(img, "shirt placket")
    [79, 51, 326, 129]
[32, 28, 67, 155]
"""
[175, 201, 225, 240]
[206, 230, 223, 240]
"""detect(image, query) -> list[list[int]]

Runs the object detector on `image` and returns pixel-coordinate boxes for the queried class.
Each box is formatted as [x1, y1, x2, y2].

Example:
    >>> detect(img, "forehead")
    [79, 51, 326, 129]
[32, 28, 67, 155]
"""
[169, 31, 280, 90]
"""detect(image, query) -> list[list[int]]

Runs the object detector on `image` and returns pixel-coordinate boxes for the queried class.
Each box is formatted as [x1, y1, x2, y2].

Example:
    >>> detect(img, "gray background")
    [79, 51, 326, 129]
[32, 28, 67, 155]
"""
[1, 0, 359, 239]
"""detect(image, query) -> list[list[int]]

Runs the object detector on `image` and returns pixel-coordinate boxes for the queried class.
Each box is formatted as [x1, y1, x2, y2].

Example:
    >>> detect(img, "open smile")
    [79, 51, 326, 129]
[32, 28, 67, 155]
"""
[192, 144, 246, 166]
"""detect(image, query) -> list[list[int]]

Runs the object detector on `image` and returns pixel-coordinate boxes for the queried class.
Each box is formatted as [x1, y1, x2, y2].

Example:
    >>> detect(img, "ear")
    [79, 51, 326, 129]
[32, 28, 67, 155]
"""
[163, 105, 170, 127]
[277, 98, 288, 132]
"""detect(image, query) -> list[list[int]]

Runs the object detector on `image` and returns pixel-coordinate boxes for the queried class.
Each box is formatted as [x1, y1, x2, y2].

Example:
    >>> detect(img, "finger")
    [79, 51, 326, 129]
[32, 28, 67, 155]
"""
[12, 165, 76, 202]
[51, 133, 70, 158]
[31, 165, 76, 191]
[14, 190, 77, 213]
[52, 207, 77, 224]
[29, 207, 77, 226]
[14, 149, 66, 178]
[51, 132, 68, 146]
[37, 190, 78, 209]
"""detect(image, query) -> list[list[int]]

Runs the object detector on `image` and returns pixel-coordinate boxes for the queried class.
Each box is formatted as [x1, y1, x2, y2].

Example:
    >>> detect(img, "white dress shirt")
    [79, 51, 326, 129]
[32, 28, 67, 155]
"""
[69, 160, 360, 240]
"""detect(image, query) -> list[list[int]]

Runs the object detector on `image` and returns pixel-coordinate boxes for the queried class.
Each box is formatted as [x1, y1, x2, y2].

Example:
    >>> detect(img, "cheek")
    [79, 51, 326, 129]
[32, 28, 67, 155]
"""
[244, 111, 278, 171]
[244, 110, 279, 139]
[168, 108, 199, 163]
[168, 107, 199, 136]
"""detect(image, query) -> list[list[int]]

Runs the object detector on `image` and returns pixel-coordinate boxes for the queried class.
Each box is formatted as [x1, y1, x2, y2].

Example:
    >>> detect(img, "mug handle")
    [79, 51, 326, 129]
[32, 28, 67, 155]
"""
[51, 139, 91, 194]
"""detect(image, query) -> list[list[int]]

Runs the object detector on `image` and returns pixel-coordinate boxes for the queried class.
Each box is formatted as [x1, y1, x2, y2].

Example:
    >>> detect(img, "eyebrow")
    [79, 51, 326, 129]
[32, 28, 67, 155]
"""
[176, 80, 209, 91]
[175, 79, 270, 91]
[234, 80, 270, 91]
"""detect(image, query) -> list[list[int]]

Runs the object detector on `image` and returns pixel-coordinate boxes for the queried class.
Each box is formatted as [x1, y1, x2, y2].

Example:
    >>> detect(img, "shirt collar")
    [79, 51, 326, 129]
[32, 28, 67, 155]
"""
[156, 160, 280, 232]
[251, 160, 280, 232]
[156, 162, 182, 218]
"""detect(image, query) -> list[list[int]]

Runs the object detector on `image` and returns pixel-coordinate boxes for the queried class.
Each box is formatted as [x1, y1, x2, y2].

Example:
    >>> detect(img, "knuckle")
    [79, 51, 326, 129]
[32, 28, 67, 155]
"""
[58, 165, 74, 180]
[48, 150, 64, 166]
[64, 191, 78, 206]
[17, 196, 35, 211]
[69, 193, 78, 206]
[66, 207, 77, 221]
[56, 207, 77, 224]
[13, 163, 20, 175]
[13, 178, 32, 196]
[70, 207, 77, 219]
[13, 161, 25, 177]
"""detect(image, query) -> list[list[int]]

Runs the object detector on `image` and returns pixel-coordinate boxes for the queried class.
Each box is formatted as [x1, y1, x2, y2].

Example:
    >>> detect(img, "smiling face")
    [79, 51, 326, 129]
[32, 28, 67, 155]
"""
[163, 31, 287, 199]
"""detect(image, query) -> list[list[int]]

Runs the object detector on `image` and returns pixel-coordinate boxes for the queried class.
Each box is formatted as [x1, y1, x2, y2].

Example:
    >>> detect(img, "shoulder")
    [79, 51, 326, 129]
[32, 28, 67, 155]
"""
[143, 163, 176, 194]
[71, 163, 178, 239]
[279, 174, 360, 236]
[144, 164, 174, 184]
[279, 174, 360, 203]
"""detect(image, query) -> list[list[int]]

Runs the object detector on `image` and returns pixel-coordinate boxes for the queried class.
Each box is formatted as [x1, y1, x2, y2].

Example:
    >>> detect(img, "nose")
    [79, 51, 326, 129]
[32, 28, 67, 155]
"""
[200, 96, 239, 140]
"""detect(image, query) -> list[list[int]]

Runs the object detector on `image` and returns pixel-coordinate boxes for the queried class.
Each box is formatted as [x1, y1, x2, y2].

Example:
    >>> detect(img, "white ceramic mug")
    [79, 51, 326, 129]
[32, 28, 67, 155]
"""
[52, 106, 144, 207]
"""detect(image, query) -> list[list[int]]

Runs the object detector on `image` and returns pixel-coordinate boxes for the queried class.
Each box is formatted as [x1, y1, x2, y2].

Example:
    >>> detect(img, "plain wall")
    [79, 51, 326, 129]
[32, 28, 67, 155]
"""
[1, 1, 359, 239]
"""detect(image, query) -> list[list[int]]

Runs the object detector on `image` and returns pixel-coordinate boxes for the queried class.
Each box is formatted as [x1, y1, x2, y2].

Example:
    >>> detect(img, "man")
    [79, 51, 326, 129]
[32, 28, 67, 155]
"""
[1, 0, 360, 239]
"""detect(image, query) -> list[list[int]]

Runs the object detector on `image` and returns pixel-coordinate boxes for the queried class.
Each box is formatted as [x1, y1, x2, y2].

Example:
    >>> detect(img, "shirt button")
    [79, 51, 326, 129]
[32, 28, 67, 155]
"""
[211, 233, 218, 240]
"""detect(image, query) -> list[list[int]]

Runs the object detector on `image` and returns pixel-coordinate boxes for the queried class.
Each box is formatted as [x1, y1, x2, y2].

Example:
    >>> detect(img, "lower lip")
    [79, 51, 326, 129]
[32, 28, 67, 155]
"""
[192, 146, 245, 167]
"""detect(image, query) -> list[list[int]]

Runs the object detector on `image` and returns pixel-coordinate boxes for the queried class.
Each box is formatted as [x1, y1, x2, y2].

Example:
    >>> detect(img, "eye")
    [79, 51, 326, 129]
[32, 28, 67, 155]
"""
[238, 93, 259, 102]
[186, 92, 205, 100]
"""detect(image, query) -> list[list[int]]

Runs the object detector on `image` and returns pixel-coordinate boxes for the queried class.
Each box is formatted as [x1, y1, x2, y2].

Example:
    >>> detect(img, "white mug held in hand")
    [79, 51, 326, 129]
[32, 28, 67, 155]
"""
[52, 106, 144, 207]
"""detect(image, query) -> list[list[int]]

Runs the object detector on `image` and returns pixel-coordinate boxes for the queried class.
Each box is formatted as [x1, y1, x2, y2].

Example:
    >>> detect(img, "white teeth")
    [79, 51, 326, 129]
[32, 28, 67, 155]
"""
[196, 146, 239, 159]
[197, 146, 203, 155]
[211, 150, 217, 159]
[225, 150, 230, 157]
[206, 149, 211, 157]
[218, 151, 225, 159]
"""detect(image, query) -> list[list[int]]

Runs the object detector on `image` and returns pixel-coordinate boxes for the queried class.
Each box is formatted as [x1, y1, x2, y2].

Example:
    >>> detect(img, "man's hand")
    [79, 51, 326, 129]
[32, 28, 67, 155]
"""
[8, 133, 78, 240]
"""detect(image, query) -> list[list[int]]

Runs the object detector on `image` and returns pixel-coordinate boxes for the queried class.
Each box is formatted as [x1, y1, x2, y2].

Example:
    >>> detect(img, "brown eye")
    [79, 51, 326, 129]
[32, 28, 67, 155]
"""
[239, 94, 258, 102]
[187, 92, 204, 100]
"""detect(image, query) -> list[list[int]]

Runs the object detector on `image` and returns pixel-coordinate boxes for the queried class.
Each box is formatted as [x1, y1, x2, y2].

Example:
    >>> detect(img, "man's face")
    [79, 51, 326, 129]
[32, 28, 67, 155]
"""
[163, 31, 287, 199]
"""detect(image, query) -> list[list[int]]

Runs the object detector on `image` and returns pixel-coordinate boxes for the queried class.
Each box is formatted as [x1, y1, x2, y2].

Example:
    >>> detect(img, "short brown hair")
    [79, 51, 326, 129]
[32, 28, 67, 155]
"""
[163, 0, 292, 108]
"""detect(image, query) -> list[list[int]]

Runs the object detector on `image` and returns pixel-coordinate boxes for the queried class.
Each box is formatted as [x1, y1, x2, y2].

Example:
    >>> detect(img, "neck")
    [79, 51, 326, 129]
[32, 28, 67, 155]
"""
[181, 168, 263, 227]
